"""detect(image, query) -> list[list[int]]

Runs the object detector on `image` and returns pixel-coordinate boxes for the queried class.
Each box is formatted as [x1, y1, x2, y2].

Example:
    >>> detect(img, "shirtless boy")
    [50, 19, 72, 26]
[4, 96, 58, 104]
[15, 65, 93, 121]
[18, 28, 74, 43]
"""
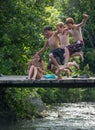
[55, 22, 79, 69]
[36, 26, 79, 78]
[65, 14, 88, 62]
[56, 22, 70, 49]
[57, 14, 88, 71]
[36, 26, 71, 78]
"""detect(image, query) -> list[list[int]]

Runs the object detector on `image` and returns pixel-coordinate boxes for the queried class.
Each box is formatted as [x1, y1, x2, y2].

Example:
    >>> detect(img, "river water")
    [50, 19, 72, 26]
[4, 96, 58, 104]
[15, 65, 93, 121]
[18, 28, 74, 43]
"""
[1, 102, 95, 130]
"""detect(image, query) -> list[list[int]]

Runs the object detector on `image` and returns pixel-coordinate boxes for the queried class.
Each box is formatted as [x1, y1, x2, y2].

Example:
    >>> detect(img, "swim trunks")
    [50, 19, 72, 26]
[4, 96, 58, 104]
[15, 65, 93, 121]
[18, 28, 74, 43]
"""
[67, 40, 84, 56]
[50, 48, 65, 65]
[47, 48, 65, 70]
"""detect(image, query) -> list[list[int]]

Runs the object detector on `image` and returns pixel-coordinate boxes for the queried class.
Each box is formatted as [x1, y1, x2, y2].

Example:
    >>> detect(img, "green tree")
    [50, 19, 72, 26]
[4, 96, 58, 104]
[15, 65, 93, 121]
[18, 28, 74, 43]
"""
[0, 0, 54, 75]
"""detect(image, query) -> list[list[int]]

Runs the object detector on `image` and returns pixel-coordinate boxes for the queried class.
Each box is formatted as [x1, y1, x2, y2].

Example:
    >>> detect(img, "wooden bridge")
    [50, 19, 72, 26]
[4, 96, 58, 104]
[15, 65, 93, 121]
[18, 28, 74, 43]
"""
[0, 75, 95, 88]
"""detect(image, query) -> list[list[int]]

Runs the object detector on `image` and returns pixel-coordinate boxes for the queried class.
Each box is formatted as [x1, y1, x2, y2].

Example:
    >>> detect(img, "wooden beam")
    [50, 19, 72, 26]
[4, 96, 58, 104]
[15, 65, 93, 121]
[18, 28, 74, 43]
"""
[0, 75, 95, 88]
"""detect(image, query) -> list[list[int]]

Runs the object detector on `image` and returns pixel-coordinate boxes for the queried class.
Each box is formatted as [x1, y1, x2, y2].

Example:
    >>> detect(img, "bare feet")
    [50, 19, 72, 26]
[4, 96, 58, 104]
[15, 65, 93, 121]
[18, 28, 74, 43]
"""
[55, 65, 66, 76]
[56, 67, 71, 78]
[58, 66, 65, 71]
[31, 77, 36, 80]
[55, 68, 59, 75]
[55, 66, 61, 75]
[80, 52, 84, 62]
[66, 67, 72, 72]
[28, 76, 31, 80]
[73, 61, 79, 69]
[66, 69, 71, 78]
[56, 75, 63, 80]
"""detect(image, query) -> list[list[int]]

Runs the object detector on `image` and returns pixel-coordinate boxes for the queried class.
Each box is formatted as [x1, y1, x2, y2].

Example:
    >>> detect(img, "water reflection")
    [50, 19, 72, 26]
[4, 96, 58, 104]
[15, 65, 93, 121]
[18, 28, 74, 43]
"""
[1, 102, 95, 130]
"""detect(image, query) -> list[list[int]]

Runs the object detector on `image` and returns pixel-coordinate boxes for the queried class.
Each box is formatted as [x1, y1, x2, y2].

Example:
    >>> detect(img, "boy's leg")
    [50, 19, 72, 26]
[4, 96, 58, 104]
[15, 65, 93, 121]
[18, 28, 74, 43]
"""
[49, 64, 62, 79]
[71, 51, 84, 61]
[59, 61, 79, 71]
[63, 69, 71, 78]
[64, 47, 70, 66]
[55, 48, 70, 74]
[56, 68, 71, 78]
[67, 61, 79, 69]
[49, 53, 60, 68]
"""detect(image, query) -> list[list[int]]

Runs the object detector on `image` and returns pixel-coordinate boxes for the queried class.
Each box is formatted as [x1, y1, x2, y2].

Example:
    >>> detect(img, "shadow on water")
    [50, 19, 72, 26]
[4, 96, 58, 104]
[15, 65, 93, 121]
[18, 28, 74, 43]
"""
[0, 120, 36, 130]
[0, 110, 17, 130]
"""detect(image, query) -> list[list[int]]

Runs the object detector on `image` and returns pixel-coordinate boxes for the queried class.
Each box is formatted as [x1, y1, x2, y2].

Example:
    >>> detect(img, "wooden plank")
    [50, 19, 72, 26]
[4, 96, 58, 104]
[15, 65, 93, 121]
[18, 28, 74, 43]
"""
[0, 75, 95, 88]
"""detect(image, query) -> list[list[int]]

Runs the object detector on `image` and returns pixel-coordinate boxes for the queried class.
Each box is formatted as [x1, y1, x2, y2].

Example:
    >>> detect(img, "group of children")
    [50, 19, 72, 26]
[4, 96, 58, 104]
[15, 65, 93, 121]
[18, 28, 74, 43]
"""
[28, 14, 88, 80]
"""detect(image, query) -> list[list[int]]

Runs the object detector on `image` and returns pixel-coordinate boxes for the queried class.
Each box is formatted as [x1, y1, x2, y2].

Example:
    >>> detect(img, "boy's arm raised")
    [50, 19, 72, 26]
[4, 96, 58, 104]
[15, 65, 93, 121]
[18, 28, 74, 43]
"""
[77, 14, 88, 28]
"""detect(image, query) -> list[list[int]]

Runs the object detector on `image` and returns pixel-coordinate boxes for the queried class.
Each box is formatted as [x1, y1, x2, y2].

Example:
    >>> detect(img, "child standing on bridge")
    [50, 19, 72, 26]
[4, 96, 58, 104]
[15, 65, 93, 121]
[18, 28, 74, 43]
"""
[28, 54, 45, 80]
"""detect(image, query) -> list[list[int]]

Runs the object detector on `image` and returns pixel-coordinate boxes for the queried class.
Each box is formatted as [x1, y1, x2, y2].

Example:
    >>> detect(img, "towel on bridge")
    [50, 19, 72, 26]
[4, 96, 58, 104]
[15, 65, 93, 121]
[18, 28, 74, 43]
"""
[43, 74, 57, 79]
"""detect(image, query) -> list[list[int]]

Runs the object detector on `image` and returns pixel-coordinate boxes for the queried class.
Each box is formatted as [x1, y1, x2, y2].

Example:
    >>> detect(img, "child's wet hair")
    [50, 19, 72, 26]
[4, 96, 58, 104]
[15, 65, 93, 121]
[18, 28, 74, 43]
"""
[66, 17, 75, 24]
[44, 25, 52, 32]
[57, 22, 64, 27]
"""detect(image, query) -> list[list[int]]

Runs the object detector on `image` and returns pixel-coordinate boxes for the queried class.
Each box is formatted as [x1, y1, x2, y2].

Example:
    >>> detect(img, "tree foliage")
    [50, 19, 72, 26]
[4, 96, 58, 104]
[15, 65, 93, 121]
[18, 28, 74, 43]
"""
[0, 0, 95, 120]
[0, 0, 53, 75]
